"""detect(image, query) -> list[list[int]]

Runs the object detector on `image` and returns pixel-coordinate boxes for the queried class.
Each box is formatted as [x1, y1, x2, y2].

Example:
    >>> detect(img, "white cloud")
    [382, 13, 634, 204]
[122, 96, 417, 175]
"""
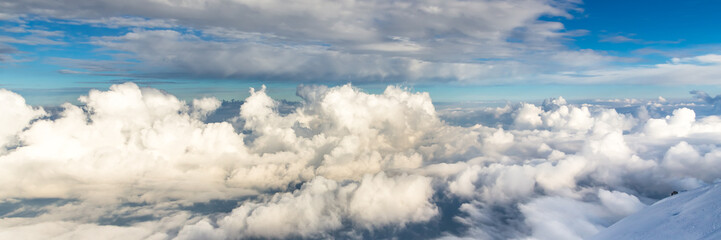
[672, 54, 721, 64]
[348, 173, 437, 228]
[549, 54, 721, 85]
[211, 176, 347, 239]
[0, 89, 45, 152]
[520, 192, 643, 240]
[600, 35, 640, 43]
[521, 196, 606, 240]
[191, 97, 221, 120]
[598, 189, 645, 218]
[1, 83, 721, 238]
[191, 173, 438, 239]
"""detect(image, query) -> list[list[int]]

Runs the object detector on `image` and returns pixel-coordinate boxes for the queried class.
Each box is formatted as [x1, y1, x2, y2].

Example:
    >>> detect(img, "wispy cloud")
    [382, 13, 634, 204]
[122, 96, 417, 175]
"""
[600, 35, 641, 43]
[600, 33, 682, 45]
[0, 26, 65, 45]
[0, 43, 20, 62]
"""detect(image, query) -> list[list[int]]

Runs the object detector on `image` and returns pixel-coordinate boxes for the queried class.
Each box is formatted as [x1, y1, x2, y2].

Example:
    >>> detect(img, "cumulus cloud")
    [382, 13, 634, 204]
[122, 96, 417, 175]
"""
[0, 89, 45, 152]
[2, 83, 721, 239]
[177, 173, 437, 239]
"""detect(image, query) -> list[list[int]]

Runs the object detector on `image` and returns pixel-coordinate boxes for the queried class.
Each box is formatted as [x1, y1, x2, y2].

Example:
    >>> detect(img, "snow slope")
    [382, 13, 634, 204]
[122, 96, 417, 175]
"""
[590, 183, 721, 240]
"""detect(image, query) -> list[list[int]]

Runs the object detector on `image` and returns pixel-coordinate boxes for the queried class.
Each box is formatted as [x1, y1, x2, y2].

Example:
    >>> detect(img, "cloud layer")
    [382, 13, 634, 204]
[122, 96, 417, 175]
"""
[1, 0, 595, 82]
[5, 1, 721, 85]
[2, 83, 721, 239]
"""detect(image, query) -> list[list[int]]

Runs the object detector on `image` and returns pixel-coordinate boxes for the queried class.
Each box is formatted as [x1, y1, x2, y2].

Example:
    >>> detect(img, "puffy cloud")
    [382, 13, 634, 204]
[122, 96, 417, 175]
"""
[0, 83, 250, 201]
[348, 173, 437, 228]
[2, 83, 721, 239]
[661, 141, 721, 182]
[520, 192, 642, 240]
[597, 189, 645, 218]
[519, 190, 644, 240]
[513, 103, 543, 129]
[191, 97, 221, 120]
[183, 173, 437, 239]
[0, 89, 45, 151]
[210, 177, 347, 239]
[521, 196, 606, 240]
[643, 108, 696, 138]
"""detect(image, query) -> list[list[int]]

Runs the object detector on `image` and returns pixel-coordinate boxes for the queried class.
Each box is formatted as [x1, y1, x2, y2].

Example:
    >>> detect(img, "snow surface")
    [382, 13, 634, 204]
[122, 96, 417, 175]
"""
[590, 183, 721, 240]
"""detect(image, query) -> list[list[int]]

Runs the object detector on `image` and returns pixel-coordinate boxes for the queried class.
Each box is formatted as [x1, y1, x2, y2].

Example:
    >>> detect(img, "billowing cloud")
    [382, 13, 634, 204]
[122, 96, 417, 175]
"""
[0, 89, 45, 152]
[2, 83, 721, 239]
[175, 173, 437, 239]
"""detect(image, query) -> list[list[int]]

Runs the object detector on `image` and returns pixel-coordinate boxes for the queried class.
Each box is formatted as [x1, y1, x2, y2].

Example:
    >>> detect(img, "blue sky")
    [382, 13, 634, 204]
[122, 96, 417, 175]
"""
[2, 0, 721, 105]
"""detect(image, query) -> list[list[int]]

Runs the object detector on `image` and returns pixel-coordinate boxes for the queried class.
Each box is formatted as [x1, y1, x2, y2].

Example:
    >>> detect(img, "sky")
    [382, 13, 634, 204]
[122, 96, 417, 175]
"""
[2, 0, 721, 105]
[3, 1, 721, 240]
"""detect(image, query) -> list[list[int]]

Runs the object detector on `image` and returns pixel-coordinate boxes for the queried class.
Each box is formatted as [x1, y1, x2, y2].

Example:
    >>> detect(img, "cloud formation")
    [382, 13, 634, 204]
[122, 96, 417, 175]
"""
[2, 83, 721, 239]
[548, 54, 721, 85]
[1, 0, 597, 82]
[5, 1, 721, 85]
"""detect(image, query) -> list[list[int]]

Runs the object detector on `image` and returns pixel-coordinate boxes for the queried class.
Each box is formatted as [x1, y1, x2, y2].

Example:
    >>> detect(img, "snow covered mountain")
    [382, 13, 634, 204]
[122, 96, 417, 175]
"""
[590, 183, 721, 240]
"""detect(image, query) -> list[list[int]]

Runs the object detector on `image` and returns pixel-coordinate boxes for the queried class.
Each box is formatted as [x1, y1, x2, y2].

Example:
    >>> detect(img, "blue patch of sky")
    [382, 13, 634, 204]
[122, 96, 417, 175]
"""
[558, 0, 721, 59]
